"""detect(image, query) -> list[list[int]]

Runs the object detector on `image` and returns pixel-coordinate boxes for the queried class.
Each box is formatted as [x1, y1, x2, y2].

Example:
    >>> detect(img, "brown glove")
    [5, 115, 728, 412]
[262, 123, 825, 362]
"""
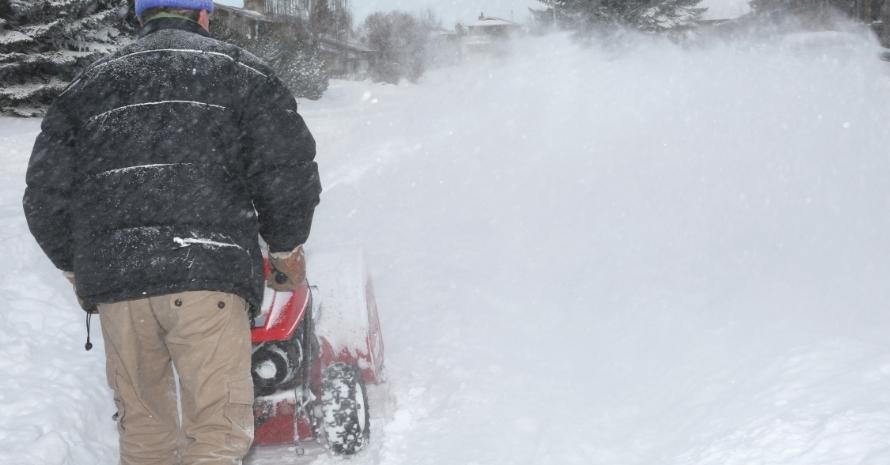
[268, 245, 307, 291]
[64, 272, 98, 314]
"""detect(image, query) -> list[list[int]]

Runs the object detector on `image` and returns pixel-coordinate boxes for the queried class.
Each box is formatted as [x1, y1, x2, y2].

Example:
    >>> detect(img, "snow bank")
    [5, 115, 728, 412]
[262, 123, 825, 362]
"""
[4, 20, 890, 465]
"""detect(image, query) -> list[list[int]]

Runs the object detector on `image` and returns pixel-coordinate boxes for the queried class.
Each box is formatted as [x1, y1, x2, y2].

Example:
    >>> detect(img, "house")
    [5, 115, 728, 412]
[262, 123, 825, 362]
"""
[461, 13, 522, 58]
[318, 35, 376, 78]
[243, 0, 309, 19]
[466, 14, 522, 38]
[212, 1, 377, 79]
[213, 3, 281, 41]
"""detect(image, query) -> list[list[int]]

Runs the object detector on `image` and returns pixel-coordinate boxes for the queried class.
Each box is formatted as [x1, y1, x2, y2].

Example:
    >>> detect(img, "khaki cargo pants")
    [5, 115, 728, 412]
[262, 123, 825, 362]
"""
[99, 291, 255, 465]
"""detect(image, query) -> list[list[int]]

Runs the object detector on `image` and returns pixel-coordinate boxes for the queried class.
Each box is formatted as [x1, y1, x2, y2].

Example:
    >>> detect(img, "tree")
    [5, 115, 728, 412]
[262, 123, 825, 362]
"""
[359, 11, 431, 83]
[309, 0, 334, 35]
[748, 0, 885, 29]
[532, 0, 705, 33]
[749, 0, 833, 14]
[330, 0, 353, 40]
[254, 29, 328, 100]
[882, 0, 890, 46]
[213, 17, 328, 100]
[310, 0, 352, 39]
[749, 0, 887, 19]
[0, 0, 135, 115]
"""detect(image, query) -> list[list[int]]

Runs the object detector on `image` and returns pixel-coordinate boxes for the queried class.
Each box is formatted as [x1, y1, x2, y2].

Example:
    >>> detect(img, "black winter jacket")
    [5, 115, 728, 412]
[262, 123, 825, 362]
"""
[23, 18, 321, 311]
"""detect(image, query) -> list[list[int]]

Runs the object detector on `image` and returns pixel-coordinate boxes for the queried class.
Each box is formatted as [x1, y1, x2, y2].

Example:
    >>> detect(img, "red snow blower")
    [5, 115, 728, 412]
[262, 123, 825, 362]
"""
[251, 251, 384, 455]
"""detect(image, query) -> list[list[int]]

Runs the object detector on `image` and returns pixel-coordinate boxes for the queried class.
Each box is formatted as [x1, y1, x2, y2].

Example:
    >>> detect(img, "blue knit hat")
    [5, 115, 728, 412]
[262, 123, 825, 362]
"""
[135, 0, 214, 19]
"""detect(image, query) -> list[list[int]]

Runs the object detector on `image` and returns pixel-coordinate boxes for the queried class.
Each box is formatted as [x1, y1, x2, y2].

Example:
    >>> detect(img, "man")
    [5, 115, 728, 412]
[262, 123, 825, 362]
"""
[22, 0, 321, 463]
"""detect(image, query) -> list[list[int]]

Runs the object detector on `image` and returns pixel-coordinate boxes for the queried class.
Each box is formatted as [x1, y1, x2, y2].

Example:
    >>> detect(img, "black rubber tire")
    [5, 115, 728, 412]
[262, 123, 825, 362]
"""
[320, 362, 370, 455]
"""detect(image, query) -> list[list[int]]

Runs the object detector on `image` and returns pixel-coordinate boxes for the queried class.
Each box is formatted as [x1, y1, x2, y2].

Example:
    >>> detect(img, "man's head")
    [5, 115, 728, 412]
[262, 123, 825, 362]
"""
[135, 0, 214, 29]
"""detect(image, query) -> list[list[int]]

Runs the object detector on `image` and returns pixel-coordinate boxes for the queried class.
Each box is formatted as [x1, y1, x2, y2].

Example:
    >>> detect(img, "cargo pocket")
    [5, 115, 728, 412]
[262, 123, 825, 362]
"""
[111, 372, 128, 433]
[224, 377, 255, 452]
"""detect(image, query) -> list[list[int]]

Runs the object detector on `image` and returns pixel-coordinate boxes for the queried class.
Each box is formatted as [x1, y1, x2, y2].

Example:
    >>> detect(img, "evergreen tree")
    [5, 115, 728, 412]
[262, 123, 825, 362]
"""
[0, 0, 135, 115]
[533, 0, 705, 33]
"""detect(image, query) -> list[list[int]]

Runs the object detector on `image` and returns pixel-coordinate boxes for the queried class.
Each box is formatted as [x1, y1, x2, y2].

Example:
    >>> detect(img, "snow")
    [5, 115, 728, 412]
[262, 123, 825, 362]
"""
[90, 101, 228, 122]
[467, 18, 519, 28]
[258, 288, 296, 330]
[0, 118, 115, 464]
[0, 30, 33, 46]
[310, 250, 373, 359]
[91, 48, 270, 77]
[0, 80, 67, 99]
[256, 359, 277, 379]
[97, 163, 192, 177]
[701, 0, 751, 20]
[173, 236, 244, 250]
[780, 31, 870, 50]
[4, 21, 890, 465]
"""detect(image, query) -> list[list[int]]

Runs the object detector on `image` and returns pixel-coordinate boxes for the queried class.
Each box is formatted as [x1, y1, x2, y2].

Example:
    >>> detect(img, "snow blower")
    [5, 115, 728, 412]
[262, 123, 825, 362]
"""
[251, 250, 384, 456]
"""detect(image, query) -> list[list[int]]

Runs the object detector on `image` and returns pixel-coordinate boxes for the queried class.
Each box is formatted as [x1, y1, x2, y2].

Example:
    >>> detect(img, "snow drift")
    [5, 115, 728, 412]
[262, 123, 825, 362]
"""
[3, 21, 890, 465]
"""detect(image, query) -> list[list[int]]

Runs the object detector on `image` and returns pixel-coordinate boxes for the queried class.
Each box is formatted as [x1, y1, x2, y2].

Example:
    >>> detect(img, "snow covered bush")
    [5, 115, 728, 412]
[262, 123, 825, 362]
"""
[0, 0, 135, 115]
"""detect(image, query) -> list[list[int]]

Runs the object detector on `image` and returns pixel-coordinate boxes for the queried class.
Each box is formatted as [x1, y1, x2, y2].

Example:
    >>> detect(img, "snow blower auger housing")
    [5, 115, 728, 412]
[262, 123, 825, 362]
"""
[251, 251, 384, 456]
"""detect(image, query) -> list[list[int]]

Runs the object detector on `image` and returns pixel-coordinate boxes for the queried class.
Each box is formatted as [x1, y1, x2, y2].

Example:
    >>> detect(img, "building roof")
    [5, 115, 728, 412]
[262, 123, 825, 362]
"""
[319, 35, 376, 54]
[467, 16, 519, 28]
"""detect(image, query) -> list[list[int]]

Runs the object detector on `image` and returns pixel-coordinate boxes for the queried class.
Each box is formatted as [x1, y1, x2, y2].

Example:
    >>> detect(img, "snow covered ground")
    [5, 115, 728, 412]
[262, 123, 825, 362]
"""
[3, 24, 890, 465]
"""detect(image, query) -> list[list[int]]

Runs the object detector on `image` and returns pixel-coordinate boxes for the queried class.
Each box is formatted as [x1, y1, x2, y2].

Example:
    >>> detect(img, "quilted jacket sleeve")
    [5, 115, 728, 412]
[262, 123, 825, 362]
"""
[239, 63, 322, 253]
[23, 97, 79, 271]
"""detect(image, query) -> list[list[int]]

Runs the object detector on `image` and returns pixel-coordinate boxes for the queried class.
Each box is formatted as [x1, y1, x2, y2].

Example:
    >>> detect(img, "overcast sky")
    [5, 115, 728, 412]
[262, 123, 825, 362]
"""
[216, 0, 751, 26]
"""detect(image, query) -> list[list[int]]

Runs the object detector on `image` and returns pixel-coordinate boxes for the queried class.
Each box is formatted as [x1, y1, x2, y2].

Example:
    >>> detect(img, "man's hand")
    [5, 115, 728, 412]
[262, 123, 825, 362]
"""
[64, 271, 98, 314]
[268, 245, 307, 291]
